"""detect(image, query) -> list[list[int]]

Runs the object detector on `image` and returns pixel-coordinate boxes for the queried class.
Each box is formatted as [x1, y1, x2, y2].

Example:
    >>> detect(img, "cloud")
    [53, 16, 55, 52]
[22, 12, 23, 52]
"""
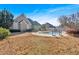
[27, 4, 79, 26]
[48, 5, 79, 13]
[28, 14, 60, 26]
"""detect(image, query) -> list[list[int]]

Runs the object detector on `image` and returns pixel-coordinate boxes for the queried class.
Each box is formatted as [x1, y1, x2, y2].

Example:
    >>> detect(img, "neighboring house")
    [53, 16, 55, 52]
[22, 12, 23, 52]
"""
[28, 18, 41, 31]
[41, 23, 56, 31]
[10, 14, 56, 32]
[10, 14, 32, 32]
[32, 21, 41, 31]
[26, 18, 41, 31]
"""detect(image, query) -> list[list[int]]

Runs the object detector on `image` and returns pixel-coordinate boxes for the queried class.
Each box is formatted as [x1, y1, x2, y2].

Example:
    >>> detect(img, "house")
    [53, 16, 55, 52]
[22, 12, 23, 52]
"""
[32, 21, 41, 31]
[10, 14, 32, 32]
[41, 23, 56, 31]
[10, 14, 56, 32]
[27, 18, 41, 31]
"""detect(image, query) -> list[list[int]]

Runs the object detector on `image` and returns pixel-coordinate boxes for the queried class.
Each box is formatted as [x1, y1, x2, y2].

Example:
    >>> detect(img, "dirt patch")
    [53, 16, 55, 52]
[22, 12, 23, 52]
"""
[0, 33, 79, 55]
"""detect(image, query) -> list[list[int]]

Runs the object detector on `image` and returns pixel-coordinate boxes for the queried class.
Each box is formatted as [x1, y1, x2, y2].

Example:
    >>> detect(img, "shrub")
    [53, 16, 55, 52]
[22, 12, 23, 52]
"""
[0, 27, 11, 39]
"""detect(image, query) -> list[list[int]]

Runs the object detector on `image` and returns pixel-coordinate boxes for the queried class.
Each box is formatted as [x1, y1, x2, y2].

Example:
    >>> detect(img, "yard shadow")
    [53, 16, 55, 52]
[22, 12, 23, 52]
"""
[10, 32, 26, 36]
[67, 31, 79, 37]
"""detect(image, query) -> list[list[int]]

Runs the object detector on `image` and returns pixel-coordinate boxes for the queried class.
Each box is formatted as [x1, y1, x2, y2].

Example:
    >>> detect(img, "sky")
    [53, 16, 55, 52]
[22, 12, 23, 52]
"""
[0, 4, 79, 26]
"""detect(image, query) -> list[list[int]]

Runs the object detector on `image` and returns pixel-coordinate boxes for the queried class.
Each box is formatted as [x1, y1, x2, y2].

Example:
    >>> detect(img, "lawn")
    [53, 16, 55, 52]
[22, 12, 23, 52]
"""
[0, 33, 79, 55]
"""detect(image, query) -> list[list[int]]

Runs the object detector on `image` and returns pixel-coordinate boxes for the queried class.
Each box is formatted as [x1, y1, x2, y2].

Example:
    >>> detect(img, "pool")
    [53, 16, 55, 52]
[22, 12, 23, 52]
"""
[38, 31, 62, 36]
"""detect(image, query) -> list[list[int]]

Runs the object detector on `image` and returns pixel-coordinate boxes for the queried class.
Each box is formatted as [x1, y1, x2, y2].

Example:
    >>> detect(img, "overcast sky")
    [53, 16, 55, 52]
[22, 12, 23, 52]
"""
[0, 4, 79, 26]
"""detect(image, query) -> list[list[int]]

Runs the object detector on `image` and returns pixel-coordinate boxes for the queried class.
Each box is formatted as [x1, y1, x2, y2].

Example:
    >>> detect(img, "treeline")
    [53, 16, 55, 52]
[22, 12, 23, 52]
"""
[59, 12, 79, 34]
[0, 8, 14, 29]
[0, 9, 13, 39]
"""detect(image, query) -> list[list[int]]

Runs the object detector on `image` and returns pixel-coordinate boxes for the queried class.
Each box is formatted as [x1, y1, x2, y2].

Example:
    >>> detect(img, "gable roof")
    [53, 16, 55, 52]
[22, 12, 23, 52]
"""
[14, 14, 32, 28]
[27, 18, 41, 25]
[42, 22, 56, 28]
[14, 14, 27, 22]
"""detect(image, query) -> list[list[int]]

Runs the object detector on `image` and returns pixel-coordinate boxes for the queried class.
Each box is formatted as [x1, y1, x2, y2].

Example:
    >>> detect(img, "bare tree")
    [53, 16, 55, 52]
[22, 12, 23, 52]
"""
[59, 12, 79, 32]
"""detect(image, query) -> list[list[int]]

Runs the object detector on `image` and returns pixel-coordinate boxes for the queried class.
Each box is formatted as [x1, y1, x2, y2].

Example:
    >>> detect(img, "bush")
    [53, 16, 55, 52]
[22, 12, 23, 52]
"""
[0, 27, 11, 39]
